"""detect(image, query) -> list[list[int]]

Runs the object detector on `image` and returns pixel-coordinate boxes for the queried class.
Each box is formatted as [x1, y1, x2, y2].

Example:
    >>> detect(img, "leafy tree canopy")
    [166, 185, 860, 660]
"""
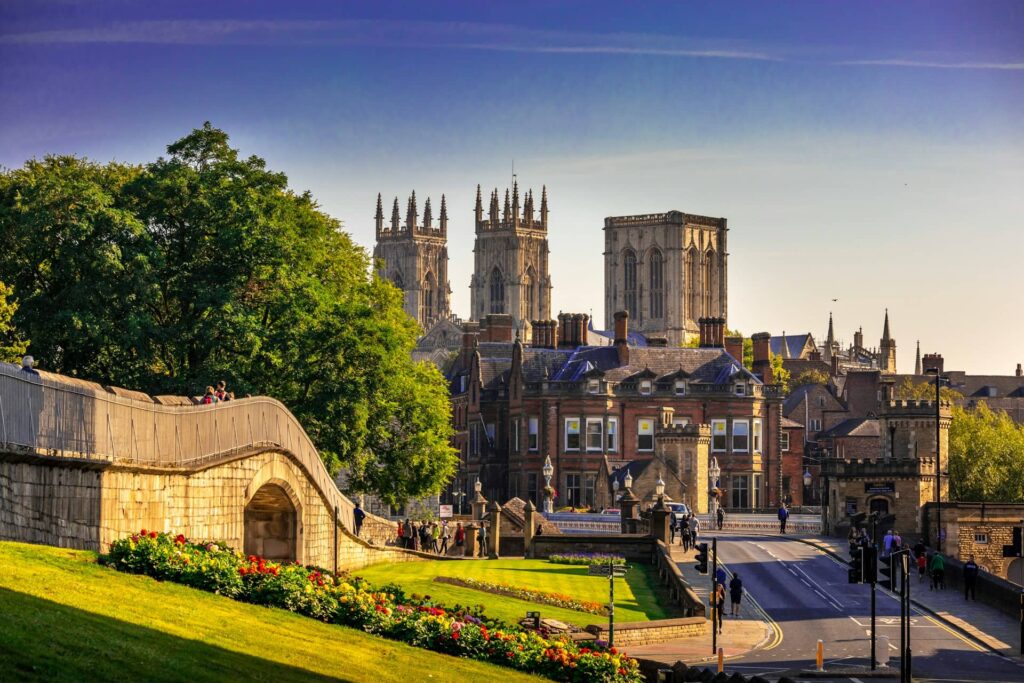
[769, 351, 791, 392]
[949, 403, 1024, 503]
[0, 123, 456, 505]
[893, 377, 962, 403]
[0, 280, 29, 363]
[792, 369, 830, 388]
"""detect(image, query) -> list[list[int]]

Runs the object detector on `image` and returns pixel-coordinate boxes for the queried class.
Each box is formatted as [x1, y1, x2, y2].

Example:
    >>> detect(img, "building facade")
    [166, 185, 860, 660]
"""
[603, 211, 728, 346]
[469, 182, 552, 334]
[373, 192, 451, 330]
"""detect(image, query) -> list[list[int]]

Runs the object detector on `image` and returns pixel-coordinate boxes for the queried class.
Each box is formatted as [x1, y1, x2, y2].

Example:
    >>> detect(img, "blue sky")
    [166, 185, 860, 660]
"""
[2, 1, 1022, 374]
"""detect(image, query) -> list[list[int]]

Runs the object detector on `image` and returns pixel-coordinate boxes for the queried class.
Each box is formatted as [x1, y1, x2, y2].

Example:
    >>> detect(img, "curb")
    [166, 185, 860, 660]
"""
[785, 534, 1016, 660]
[798, 667, 898, 678]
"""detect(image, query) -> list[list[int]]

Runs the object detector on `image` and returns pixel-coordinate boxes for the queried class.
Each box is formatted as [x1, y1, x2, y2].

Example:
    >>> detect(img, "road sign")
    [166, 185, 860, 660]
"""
[588, 564, 627, 577]
[439, 504, 453, 519]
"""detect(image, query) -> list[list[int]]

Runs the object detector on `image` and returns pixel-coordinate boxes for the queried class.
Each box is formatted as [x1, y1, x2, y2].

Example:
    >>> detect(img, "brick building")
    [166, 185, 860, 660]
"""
[447, 313, 784, 512]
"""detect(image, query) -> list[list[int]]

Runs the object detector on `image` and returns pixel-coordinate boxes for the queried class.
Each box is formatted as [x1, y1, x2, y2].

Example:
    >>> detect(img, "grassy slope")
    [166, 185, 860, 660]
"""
[355, 559, 669, 626]
[0, 542, 541, 683]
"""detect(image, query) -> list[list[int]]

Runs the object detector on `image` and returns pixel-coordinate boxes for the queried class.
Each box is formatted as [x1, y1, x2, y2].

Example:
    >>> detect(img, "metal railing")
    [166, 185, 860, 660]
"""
[0, 362, 357, 531]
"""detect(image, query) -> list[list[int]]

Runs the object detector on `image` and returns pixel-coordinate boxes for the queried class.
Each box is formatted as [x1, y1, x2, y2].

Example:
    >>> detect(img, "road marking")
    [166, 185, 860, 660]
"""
[850, 678, 865, 683]
[801, 578, 812, 587]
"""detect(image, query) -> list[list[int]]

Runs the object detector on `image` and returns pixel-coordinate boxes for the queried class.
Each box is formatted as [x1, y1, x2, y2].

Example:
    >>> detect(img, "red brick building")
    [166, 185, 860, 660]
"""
[447, 313, 785, 512]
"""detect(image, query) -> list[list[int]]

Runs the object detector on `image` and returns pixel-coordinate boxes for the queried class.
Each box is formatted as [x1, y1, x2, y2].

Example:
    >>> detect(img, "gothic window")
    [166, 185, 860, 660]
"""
[489, 267, 505, 314]
[648, 248, 664, 319]
[524, 266, 536, 321]
[423, 272, 435, 323]
[687, 248, 700, 320]
[392, 271, 405, 290]
[623, 249, 637, 318]
[703, 251, 715, 316]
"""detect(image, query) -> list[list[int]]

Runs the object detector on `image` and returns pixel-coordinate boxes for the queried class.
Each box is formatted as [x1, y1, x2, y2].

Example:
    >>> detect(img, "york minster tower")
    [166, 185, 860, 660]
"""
[373, 191, 451, 329]
[470, 181, 552, 333]
[604, 211, 728, 346]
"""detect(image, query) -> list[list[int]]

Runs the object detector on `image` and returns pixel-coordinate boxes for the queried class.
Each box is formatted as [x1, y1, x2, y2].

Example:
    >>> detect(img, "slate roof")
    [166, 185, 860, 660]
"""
[770, 334, 815, 360]
[817, 417, 880, 439]
[894, 373, 1024, 400]
[781, 416, 804, 429]
[783, 384, 843, 416]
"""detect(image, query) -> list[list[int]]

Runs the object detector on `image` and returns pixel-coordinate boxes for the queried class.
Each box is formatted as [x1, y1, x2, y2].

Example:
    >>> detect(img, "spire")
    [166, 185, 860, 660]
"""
[915, 340, 922, 375]
[503, 188, 511, 223]
[512, 180, 520, 227]
[823, 312, 835, 363]
[523, 189, 534, 225]
[882, 308, 891, 344]
[422, 196, 432, 228]
[439, 194, 448, 234]
[489, 188, 499, 226]
[474, 184, 483, 227]
[390, 197, 400, 231]
[780, 331, 791, 359]
[375, 193, 384, 238]
[540, 185, 549, 229]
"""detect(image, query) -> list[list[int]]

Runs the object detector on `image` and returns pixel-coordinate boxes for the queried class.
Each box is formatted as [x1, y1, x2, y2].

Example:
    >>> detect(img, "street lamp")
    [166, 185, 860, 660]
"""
[452, 490, 465, 515]
[709, 456, 721, 519]
[655, 473, 666, 500]
[925, 367, 950, 552]
[624, 471, 633, 491]
[803, 469, 812, 488]
[542, 455, 555, 514]
[612, 478, 620, 503]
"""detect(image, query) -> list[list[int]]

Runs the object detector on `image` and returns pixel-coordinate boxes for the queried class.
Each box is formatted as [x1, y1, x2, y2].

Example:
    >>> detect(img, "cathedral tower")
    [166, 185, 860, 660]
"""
[373, 191, 451, 329]
[879, 309, 897, 374]
[469, 181, 552, 333]
[603, 210, 728, 345]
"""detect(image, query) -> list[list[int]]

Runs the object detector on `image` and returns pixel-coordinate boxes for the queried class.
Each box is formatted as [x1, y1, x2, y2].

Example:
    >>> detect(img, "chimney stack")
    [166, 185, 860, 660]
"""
[460, 324, 480, 368]
[1017, 363, 1022, 378]
[699, 317, 725, 347]
[751, 332, 772, 384]
[922, 353, 944, 375]
[725, 334, 744, 363]
[614, 311, 630, 366]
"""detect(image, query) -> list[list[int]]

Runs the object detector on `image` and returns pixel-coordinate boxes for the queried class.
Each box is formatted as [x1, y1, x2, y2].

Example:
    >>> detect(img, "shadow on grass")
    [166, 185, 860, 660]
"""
[0, 588, 345, 682]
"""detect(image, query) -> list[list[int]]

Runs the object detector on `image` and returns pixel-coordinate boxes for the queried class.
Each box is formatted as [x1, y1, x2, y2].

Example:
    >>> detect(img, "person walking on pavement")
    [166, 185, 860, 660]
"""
[688, 514, 700, 544]
[716, 507, 725, 531]
[477, 522, 488, 558]
[777, 504, 789, 534]
[729, 573, 744, 616]
[883, 529, 895, 557]
[669, 516, 677, 544]
[714, 582, 726, 633]
[681, 520, 691, 552]
[963, 554, 979, 600]
[929, 551, 946, 590]
[916, 549, 927, 582]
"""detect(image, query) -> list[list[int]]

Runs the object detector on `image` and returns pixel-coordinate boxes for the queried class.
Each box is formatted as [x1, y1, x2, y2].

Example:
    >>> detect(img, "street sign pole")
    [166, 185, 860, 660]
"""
[871, 577, 877, 670]
[609, 558, 615, 648]
[711, 537, 718, 656]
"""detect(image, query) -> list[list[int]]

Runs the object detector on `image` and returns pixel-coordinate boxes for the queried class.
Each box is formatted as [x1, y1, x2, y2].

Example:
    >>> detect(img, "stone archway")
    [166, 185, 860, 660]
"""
[1008, 558, 1024, 587]
[244, 483, 298, 562]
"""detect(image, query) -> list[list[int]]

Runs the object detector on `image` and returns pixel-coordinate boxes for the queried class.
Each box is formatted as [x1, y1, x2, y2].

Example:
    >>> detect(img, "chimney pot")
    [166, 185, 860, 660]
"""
[614, 311, 630, 365]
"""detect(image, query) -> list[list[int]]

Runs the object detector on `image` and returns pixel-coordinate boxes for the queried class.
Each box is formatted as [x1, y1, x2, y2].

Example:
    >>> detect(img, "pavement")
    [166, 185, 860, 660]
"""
[792, 534, 1024, 662]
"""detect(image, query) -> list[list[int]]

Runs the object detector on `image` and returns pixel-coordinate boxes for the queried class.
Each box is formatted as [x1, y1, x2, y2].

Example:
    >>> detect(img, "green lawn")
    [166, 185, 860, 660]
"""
[0, 542, 541, 683]
[355, 559, 670, 626]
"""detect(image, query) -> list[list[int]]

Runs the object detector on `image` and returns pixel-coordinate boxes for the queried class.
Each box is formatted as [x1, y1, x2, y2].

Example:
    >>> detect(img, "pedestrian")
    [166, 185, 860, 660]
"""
[409, 521, 418, 551]
[403, 519, 413, 549]
[777, 504, 789, 534]
[963, 554, 979, 600]
[714, 582, 726, 633]
[353, 502, 366, 537]
[729, 573, 744, 616]
[717, 506, 725, 531]
[688, 514, 700, 544]
[439, 520, 450, 555]
[929, 551, 945, 590]
[716, 565, 727, 590]
[883, 529, 895, 557]
[215, 380, 228, 402]
[477, 522, 488, 557]
[455, 522, 465, 548]
[420, 522, 431, 553]
[200, 386, 218, 404]
[669, 517, 677, 544]
[681, 521, 691, 552]
[916, 550, 927, 582]
[431, 521, 441, 553]
[396, 519, 405, 547]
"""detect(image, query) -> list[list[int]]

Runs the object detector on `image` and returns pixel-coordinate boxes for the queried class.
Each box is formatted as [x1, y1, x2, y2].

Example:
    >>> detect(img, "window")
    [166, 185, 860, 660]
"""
[752, 419, 762, 453]
[623, 249, 637, 318]
[732, 420, 749, 452]
[637, 418, 655, 451]
[735, 383, 746, 396]
[587, 379, 600, 394]
[584, 474, 597, 509]
[511, 418, 520, 454]
[672, 417, 690, 427]
[752, 474, 762, 508]
[470, 424, 480, 456]
[486, 423, 495, 443]
[780, 431, 790, 452]
[524, 267, 536, 321]
[565, 418, 580, 451]
[528, 416, 539, 451]
[974, 532, 989, 544]
[489, 267, 504, 314]
[606, 418, 618, 452]
[674, 380, 686, 396]
[809, 418, 821, 432]
[566, 474, 582, 508]
[527, 473, 539, 506]
[731, 475, 750, 508]
[586, 418, 603, 451]
[639, 379, 653, 395]
[649, 249, 664, 319]
[818, 396, 826, 407]
[711, 420, 727, 452]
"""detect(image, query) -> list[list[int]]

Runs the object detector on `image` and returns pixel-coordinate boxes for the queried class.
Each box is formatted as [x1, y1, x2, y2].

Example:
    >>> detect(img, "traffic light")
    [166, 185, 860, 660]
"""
[848, 545, 863, 584]
[863, 546, 878, 585]
[695, 543, 709, 574]
[879, 551, 894, 590]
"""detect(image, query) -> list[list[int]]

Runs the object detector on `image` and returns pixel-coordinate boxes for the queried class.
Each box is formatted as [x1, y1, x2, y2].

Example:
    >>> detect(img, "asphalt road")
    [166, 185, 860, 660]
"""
[704, 532, 1024, 682]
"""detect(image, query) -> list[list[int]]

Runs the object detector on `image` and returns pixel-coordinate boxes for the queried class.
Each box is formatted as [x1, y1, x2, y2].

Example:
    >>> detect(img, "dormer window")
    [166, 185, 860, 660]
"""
[587, 379, 600, 394]
[734, 383, 746, 396]
[674, 380, 686, 396]
[639, 380, 653, 395]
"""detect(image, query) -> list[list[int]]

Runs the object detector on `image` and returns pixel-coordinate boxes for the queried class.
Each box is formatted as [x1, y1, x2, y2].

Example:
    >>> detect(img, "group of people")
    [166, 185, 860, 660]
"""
[396, 518, 466, 555]
[851, 527, 970, 597]
[669, 512, 702, 550]
[200, 380, 235, 404]
[710, 566, 744, 633]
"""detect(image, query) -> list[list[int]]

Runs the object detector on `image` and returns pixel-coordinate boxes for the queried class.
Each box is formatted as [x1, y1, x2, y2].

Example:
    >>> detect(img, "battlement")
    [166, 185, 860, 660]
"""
[375, 191, 448, 241]
[881, 398, 953, 415]
[822, 456, 937, 477]
[604, 211, 726, 230]
[474, 181, 548, 234]
[655, 423, 711, 439]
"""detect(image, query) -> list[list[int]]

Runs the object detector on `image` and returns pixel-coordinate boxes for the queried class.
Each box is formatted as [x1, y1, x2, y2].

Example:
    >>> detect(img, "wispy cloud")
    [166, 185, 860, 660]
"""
[837, 58, 1024, 71]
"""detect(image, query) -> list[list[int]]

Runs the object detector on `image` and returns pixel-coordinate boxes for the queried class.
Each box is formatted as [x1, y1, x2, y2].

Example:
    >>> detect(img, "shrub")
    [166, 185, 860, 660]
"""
[548, 553, 626, 567]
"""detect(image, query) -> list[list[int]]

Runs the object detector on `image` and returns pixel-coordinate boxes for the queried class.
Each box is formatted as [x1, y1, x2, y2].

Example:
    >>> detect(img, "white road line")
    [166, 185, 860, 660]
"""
[849, 615, 864, 627]
[850, 678, 865, 683]
[801, 578, 812, 587]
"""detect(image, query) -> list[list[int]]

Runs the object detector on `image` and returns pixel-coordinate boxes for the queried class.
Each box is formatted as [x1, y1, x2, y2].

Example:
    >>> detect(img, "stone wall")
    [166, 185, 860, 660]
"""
[584, 617, 706, 647]
[0, 459, 101, 549]
[924, 502, 1024, 581]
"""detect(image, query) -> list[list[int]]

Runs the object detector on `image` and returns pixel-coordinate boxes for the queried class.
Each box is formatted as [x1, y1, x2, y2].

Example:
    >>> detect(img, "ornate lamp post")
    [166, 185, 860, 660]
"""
[655, 473, 666, 503]
[708, 456, 721, 518]
[612, 478, 620, 505]
[803, 469, 813, 507]
[624, 471, 633, 491]
[542, 455, 555, 514]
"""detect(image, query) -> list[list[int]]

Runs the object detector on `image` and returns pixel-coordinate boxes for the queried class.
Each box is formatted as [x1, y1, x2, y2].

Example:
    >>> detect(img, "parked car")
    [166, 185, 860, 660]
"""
[667, 503, 690, 525]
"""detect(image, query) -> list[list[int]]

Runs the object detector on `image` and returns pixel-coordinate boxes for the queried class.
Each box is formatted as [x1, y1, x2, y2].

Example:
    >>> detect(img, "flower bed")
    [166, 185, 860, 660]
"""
[434, 576, 607, 616]
[103, 531, 641, 683]
[548, 553, 626, 567]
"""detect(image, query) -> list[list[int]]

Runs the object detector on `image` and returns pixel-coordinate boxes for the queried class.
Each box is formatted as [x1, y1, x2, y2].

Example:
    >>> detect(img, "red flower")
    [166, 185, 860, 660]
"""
[174, 534, 186, 545]
[140, 529, 147, 536]
[609, 647, 618, 655]
[149, 531, 158, 539]
[451, 631, 460, 640]
[239, 567, 248, 576]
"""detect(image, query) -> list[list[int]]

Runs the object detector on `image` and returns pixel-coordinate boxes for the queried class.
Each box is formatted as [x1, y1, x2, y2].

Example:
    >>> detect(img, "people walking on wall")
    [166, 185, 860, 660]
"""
[419, 522, 431, 553]
[777, 505, 789, 534]
[200, 386, 218, 404]
[403, 519, 413, 549]
[409, 521, 419, 551]
[397, 520, 405, 546]
[215, 381, 228, 402]
[353, 503, 366, 537]
[963, 554, 979, 600]
[717, 507, 724, 531]
[439, 520, 450, 555]
[929, 551, 946, 590]
[729, 573, 744, 616]
[454, 522, 465, 548]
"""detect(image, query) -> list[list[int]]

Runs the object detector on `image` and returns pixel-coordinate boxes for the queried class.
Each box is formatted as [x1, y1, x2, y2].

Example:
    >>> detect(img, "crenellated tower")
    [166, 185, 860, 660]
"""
[469, 181, 552, 334]
[373, 191, 451, 329]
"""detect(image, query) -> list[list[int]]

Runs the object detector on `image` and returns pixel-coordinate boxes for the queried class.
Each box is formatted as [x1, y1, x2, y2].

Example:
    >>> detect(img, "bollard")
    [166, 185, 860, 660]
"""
[877, 635, 891, 667]
[816, 639, 824, 671]
[717, 647, 724, 673]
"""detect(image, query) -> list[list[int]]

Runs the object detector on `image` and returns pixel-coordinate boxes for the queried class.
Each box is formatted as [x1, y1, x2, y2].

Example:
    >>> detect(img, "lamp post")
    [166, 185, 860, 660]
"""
[624, 471, 633, 491]
[709, 456, 721, 519]
[803, 469, 813, 507]
[926, 368, 949, 552]
[452, 490, 465, 515]
[612, 478, 620, 505]
[542, 455, 554, 514]
[655, 473, 666, 503]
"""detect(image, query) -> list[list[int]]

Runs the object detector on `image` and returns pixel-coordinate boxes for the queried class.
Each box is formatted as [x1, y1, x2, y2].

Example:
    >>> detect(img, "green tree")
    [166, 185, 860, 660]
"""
[0, 124, 456, 505]
[893, 377, 962, 403]
[769, 351, 790, 392]
[949, 403, 1024, 503]
[792, 369, 830, 388]
[0, 280, 29, 363]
